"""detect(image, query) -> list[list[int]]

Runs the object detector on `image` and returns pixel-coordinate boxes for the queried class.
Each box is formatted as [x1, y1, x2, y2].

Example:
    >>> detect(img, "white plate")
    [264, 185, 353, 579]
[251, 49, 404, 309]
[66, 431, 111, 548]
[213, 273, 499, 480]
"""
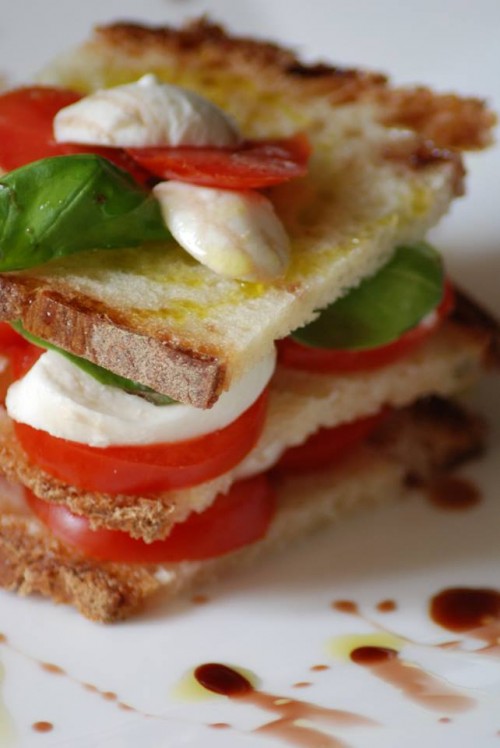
[0, 1, 499, 746]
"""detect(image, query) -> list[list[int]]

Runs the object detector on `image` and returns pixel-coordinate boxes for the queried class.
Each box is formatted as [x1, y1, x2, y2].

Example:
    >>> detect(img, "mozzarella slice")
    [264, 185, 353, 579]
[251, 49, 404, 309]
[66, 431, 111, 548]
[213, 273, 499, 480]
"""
[53, 74, 241, 148]
[6, 349, 275, 448]
[154, 181, 290, 281]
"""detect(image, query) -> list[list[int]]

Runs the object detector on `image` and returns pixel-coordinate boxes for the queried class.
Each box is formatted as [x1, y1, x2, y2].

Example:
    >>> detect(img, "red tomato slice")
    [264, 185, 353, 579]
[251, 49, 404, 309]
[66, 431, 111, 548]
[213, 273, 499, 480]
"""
[0, 327, 42, 404]
[275, 411, 387, 473]
[277, 281, 455, 374]
[126, 133, 311, 189]
[7, 341, 44, 380]
[0, 86, 80, 170]
[25, 474, 276, 563]
[14, 389, 269, 495]
[0, 322, 26, 347]
[0, 86, 150, 183]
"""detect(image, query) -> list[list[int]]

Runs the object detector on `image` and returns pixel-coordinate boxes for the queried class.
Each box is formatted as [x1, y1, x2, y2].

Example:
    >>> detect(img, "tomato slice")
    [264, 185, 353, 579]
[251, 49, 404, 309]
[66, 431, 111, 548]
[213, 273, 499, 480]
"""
[126, 133, 311, 189]
[0, 326, 42, 404]
[0, 86, 80, 170]
[275, 411, 387, 473]
[14, 389, 268, 495]
[0, 86, 150, 183]
[0, 322, 26, 347]
[6, 340, 44, 380]
[278, 281, 455, 374]
[25, 474, 276, 563]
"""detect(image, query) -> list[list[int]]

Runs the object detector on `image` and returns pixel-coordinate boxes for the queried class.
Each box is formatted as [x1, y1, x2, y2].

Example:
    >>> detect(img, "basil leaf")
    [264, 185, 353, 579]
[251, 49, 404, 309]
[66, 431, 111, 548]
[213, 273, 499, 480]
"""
[11, 322, 176, 406]
[0, 155, 170, 271]
[292, 242, 444, 350]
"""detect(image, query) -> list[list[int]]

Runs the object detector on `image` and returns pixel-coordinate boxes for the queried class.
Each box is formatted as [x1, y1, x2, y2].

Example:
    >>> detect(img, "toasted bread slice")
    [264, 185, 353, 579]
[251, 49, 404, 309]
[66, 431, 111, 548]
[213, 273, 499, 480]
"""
[0, 309, 490, 543]
[0, 395, 485, 622]
[0, 20, 492, 407]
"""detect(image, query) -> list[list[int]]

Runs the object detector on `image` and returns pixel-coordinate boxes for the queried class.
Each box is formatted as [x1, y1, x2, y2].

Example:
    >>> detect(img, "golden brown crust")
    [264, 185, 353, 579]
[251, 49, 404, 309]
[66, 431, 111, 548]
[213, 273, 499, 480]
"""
[96, 19, 388, 104]
[98, 19, 495, 149]
[0, 275, 224, 408]
[370, 395, 486, 481]
[0, 315, 490, 543]
[377, 87, 496, 151]
[0, 395, 486, 622]
[0, 422, 178, 542]
[0, 516, 160, 622]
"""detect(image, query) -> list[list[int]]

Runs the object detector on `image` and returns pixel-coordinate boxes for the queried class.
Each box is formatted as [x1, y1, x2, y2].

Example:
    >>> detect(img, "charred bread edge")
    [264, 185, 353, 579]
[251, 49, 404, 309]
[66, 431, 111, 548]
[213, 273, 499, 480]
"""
[0, 395, 486, 622]
[92, 20, 495, 151]
[0, 275, 225, 408]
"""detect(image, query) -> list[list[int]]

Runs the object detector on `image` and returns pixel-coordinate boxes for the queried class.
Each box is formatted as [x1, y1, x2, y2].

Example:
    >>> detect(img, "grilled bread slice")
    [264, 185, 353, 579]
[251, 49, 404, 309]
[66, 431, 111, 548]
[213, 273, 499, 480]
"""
[0, 302, 491, 543]
[0, 20, 493, 407]
[0, 395, 485, 622]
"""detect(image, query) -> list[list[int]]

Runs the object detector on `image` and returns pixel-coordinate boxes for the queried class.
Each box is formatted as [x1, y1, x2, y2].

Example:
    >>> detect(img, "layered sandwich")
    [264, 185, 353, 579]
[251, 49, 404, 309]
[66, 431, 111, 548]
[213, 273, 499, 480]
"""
[0, 19, 495, 621]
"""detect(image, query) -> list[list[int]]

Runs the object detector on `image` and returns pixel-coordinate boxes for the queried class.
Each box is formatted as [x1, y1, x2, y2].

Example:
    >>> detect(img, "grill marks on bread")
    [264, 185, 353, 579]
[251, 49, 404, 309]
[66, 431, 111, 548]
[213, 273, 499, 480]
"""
[97, 19, 495, 148]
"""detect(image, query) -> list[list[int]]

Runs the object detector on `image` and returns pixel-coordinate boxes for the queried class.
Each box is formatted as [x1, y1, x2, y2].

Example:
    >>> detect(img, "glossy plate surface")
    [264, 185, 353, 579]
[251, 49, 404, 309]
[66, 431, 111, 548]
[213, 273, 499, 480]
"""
[0, 1, 499, 746]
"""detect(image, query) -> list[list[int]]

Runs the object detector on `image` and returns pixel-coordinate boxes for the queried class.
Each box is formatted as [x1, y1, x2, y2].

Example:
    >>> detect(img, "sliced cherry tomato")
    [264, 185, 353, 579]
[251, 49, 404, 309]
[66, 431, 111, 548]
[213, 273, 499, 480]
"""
[0, 86, 150, 183]
[0, 86, 80, 170]
[277, 281, 455, 374]
[126, 133, 311, 189]
[14, 389, 268, 495]
[0, 322, 26, 347]
[275, 411, 387, 473]
[7, 341, 44, 380]
[0, 358, 13, 405]
[0, 326, 41, 404]
[25, 474, 276, 563]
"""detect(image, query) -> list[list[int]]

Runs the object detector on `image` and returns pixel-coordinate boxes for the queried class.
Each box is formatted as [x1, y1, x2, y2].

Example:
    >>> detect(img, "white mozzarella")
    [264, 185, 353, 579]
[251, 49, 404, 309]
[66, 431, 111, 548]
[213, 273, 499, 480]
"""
[6, 349, 275, 448]
[53, 74, 241, 148]
[154, 181, 290, 281]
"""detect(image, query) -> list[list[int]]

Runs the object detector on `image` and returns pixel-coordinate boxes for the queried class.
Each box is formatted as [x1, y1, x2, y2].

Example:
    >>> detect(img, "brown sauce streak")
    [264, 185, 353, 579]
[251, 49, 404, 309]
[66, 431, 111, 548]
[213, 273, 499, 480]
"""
[194, 663, 376, 748]
[431, 587, 500, 655]
[0, 635, 154, 719]
[350, 646, 397, 665]
[431, 587, 500, 632]
[376, 600, 397, 613]
[191, 594, 210, 605]
[331, 600, 359, 615]
[350, 646, 475, 713]
[41, 663, 65, 675]
[310, 664, 330, 672]
[32, 721, 53, 733]
[209, 722, 231, 729]
[427, 476, 481, 511]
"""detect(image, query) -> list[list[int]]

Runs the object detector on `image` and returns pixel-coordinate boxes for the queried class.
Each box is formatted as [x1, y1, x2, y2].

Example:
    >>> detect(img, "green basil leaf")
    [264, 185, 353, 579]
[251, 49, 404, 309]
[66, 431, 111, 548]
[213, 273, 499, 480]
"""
[0, 155, 170, 271]
[292, 242, 444, 350]
[11, 322, 176, 406]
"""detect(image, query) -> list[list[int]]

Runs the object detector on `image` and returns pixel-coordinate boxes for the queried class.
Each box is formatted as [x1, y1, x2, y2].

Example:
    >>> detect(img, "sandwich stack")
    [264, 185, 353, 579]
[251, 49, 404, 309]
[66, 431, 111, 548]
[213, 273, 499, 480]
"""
[0, 19, 495, 621]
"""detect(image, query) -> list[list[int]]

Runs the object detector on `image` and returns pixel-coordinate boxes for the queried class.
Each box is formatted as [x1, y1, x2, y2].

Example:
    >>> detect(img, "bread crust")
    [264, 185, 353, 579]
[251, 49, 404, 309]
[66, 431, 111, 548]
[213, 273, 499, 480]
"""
[94, 20, 495, 149]
[0, 275, 225, 407]
[0, 307, 491, 543]
[23, 19, 494, 406]
[0, 395, 485, 622]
